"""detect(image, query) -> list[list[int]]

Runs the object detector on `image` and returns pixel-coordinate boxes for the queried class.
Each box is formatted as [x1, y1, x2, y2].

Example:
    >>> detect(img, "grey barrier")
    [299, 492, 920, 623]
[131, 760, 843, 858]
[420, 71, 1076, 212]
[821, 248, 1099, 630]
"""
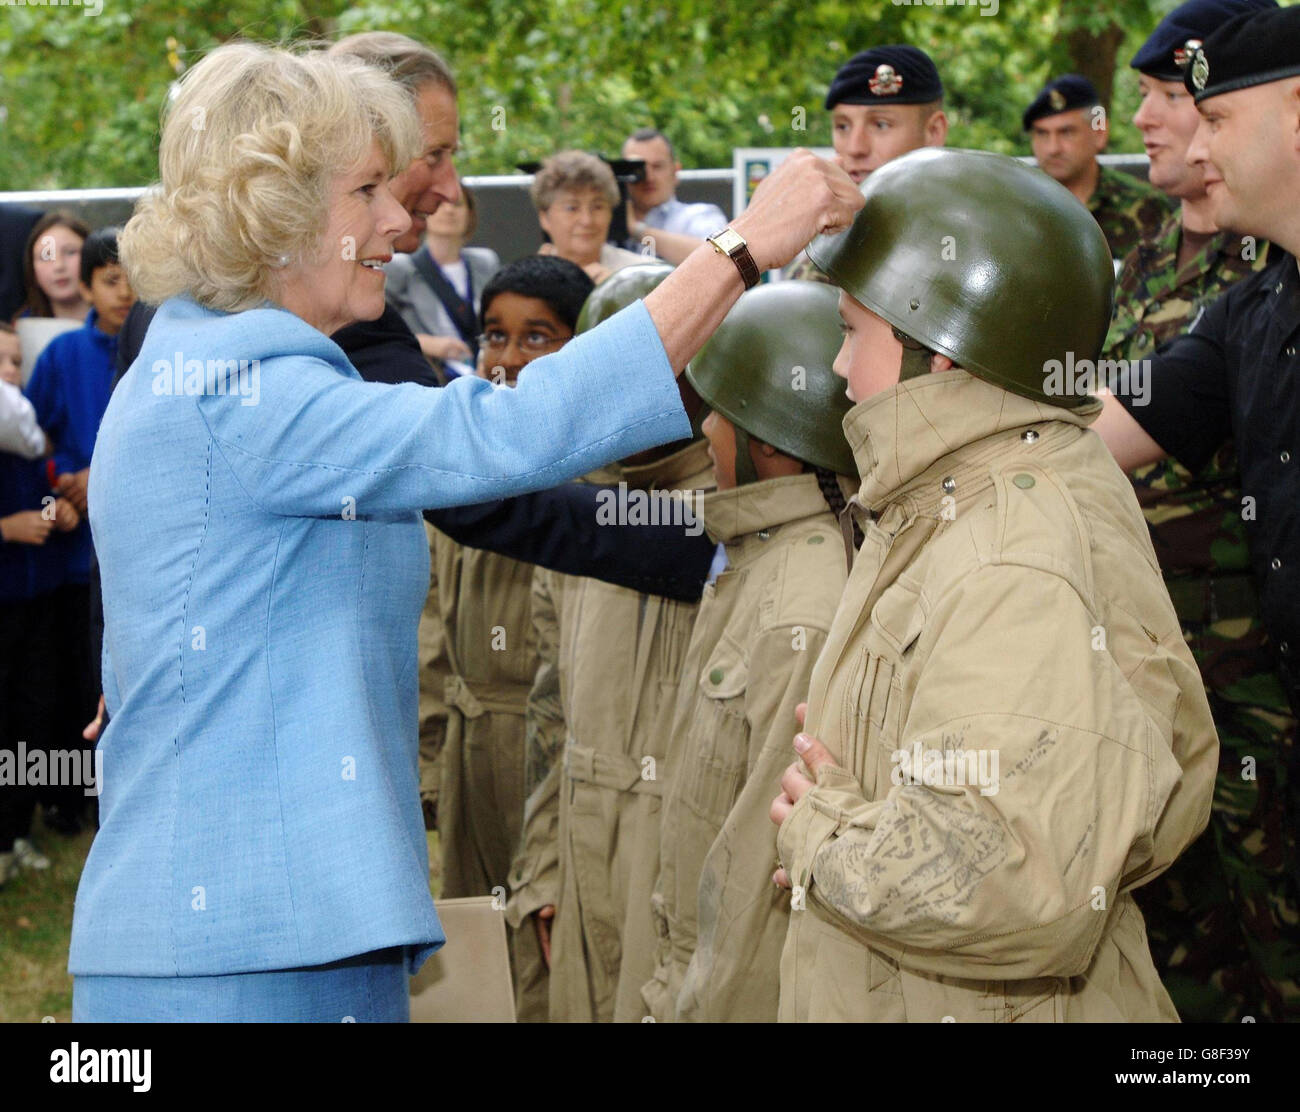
[0, 155, 1152, 266]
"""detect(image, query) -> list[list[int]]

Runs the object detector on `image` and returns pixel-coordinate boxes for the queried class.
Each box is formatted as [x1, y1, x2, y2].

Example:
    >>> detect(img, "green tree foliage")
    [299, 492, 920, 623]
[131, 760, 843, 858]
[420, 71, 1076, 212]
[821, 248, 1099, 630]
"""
[0, 0, 1180, 191]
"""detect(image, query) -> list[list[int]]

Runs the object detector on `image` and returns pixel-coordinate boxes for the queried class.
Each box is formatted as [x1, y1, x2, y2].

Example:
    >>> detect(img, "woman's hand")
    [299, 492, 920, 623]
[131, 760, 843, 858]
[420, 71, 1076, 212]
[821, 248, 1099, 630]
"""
[581, 261, 613, 285]
[417, 333, 472, 362]
[730, 150, 863, 272]
[0, 510, 54, 545]
[534, 905, 556, 968]
[770, 702, 841, 890]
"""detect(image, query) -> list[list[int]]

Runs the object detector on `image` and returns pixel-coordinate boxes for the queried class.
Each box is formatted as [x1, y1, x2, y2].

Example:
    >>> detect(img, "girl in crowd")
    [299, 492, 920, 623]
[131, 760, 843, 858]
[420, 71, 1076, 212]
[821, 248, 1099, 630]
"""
[16, 212, 91, 322]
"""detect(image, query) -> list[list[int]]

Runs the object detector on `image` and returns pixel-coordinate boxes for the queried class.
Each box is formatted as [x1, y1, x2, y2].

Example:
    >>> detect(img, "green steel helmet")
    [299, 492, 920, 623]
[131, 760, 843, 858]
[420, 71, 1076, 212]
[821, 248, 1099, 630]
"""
[686, 281, 856, 477]
[576, 262, 674, 334]
[806, 147, 1114, 409]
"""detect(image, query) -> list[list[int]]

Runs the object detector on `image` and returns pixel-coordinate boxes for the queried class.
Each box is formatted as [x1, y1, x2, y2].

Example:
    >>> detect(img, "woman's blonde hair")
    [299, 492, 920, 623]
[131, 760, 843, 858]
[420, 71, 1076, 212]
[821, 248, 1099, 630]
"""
[121, 42, 422, 313]
[529, 150, 620, 213]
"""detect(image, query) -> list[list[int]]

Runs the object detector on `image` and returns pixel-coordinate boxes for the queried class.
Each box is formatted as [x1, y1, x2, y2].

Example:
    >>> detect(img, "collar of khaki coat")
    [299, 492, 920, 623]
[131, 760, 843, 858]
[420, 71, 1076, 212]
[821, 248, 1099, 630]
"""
[619, 436, 714, 490]
[844, 369, 1103, 524]
[700, 474, 832, 566]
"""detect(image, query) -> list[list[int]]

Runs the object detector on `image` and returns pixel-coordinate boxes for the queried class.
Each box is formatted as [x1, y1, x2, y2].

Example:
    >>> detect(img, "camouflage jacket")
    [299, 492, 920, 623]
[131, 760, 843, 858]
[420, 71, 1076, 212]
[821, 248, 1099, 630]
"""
[1104, 214, 1271, 587]
[781, 253, 831, 284]
[1088, 164, 1171, 264]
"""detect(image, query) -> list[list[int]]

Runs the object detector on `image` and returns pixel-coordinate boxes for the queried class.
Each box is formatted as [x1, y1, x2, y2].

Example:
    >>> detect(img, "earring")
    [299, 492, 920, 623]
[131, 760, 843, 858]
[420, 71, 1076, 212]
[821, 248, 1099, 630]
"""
[275, 254, 290, 268]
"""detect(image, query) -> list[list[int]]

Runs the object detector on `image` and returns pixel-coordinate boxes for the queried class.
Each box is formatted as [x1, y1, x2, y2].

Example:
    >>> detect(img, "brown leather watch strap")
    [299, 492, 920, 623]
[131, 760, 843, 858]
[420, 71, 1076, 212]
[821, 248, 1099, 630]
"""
[731, 243, 760, 289]
[708, 229, 761, 290]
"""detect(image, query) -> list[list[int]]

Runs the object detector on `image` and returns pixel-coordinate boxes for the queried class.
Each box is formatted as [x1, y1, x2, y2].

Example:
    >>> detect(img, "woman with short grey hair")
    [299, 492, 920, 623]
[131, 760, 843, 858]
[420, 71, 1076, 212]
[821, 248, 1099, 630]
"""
[531, 149, 645, 283]
[70, 37, 860, 1022]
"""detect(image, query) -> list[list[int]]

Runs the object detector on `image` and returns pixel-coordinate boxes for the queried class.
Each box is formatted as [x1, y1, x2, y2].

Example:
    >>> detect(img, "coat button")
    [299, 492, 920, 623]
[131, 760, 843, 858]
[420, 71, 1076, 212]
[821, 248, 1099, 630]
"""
[757, 529, 770, 540]
[1281, 642, 1291, 656]
[1021, 429, 1039, 443]
[1271, 557, 1283, 570]
[1288, 347, 1297, 357]
[710, 668, 725, 685]
[1283, 451, 1292, 463]
[1013, 473, 1035, 489]
[941, 476, 956, 493]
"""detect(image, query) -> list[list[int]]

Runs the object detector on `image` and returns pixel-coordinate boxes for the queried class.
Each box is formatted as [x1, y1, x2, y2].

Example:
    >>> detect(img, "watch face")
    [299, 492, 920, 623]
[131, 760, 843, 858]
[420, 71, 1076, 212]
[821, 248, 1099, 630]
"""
[711, 228, 744, 254]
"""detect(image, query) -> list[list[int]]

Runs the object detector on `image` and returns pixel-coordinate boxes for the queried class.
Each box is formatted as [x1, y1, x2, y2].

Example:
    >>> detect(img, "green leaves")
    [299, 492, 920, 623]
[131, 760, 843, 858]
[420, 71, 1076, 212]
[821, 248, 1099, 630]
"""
[0, 0, 1163, 192]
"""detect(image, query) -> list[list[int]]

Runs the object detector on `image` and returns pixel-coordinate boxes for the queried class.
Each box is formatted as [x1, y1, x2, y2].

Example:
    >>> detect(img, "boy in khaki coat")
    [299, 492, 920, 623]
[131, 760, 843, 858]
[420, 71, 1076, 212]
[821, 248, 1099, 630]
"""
[770, 148, 1218, 1022]
[426, 257, 594, 1020]
[506, 265, 713, 1022]
[640, 281, 853, 1022]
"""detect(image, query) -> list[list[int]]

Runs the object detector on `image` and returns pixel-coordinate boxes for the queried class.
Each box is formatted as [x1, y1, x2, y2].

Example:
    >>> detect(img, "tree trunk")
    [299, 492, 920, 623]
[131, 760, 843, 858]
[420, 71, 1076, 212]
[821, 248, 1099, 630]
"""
[1061, 23, 1126, 111]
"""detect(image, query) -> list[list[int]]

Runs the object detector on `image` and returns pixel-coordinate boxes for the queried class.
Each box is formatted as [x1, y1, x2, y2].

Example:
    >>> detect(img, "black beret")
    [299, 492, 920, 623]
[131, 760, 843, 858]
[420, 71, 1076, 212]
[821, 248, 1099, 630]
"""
[1184, 4, 1300, 102]
[1022, 74, 1100, 131]
[825, 45, 944, 110]
[1131, 0, 1276, 81]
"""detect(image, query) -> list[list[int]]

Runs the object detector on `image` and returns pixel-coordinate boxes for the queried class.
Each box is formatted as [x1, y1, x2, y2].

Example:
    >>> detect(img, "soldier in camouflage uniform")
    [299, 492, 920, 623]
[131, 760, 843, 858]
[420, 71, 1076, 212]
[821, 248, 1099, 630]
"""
[1024, 74, 1171, 262]
[783, 45, 946, 284]
[1106, 0, 1297, 1023]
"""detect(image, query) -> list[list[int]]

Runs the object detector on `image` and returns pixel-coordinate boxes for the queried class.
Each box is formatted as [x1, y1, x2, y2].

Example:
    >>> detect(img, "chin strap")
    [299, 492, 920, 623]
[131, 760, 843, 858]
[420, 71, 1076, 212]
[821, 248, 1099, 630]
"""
[733, 426, 760, 487]
[893, 326, 933, 382]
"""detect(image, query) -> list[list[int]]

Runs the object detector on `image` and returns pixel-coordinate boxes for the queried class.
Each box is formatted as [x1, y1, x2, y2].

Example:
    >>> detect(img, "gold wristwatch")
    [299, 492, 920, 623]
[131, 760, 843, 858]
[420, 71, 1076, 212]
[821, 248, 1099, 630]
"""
[706, 227, 761, 289]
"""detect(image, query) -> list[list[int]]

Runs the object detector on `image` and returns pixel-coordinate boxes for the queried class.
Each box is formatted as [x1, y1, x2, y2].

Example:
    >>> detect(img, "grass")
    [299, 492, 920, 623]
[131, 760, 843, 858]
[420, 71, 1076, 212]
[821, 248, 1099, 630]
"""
[0, 815, 441, 1023]
[0, 810, 94, 1023]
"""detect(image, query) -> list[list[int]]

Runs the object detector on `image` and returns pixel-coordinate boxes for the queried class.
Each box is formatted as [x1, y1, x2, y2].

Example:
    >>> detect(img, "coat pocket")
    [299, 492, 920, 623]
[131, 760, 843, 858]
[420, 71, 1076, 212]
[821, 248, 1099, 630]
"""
[681, 639, 750, 828]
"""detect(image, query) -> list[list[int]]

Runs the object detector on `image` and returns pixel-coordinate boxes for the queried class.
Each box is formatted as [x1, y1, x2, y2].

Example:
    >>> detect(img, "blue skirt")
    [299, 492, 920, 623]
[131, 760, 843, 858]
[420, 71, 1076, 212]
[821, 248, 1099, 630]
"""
[73, 947, 410, 1022]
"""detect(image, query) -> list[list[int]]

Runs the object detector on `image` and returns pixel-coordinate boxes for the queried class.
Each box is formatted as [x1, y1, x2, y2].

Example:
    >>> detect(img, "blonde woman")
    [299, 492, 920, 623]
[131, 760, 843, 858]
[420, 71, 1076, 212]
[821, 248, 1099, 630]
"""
[68, 40, 861, 1021]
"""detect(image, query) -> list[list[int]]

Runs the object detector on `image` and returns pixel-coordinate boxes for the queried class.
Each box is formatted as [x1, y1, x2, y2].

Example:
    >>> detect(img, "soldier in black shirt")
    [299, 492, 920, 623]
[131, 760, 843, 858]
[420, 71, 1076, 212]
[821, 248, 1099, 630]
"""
[1093, 4, 1300, 1020]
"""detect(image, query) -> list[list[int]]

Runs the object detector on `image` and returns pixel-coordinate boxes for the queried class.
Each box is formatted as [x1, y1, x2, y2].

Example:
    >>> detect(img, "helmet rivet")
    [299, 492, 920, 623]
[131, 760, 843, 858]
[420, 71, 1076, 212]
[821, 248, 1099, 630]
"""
[909, 298, 920, 311]
[941, 476, 956, 494]
[1021, 429, 1039, 443]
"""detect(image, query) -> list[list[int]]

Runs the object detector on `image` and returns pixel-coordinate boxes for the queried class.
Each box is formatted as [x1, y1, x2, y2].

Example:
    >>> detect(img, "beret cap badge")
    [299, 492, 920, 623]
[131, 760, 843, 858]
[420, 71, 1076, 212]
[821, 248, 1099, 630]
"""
[1191, 48, 1210, 91]
[868, 64, 903, 96]
[1173, 38, 1202, 69]
[1048, 88, 1067, 111]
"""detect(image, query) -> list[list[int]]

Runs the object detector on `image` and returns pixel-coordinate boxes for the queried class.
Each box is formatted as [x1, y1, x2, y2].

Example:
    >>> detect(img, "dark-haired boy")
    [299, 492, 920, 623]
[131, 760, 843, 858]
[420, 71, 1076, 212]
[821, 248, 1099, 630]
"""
[422, 255, 594, 1021]
[24, 227, 133, 833]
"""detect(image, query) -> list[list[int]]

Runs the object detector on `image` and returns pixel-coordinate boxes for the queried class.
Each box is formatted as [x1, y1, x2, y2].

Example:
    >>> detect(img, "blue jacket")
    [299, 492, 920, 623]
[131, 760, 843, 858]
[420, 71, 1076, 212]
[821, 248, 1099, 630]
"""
[69, 295, 689, 977]
[0, 450, 68, 603]
[25, 310, 118, 583]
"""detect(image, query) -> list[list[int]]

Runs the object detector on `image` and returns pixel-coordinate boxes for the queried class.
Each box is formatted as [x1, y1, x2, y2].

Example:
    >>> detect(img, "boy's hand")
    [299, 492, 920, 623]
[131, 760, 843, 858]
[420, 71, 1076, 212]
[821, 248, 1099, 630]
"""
[0, 510, 54, 545]
[52, 498, 80, 532]
[534, 905, 555, 968]
[55, 468, 90, 514]
[83, 694, 106, 742]
[770, 703, 841, 890]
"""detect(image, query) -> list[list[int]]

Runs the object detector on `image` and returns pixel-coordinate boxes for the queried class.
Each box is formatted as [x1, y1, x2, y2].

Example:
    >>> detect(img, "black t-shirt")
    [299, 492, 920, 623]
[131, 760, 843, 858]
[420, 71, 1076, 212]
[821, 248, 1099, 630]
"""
[1118, 249, 1300, 701]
